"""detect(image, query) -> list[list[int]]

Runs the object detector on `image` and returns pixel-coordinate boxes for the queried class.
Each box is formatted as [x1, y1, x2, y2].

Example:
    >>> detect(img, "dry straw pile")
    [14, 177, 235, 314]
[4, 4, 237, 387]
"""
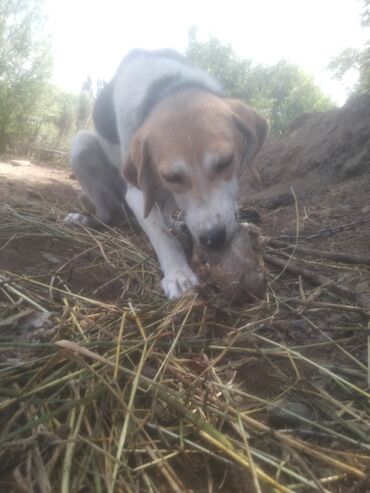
[0, 201, 369, 492]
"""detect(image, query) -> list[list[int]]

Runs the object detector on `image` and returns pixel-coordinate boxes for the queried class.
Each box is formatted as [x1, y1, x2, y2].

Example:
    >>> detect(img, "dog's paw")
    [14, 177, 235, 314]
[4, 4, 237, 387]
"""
[161, 266, 199, 299]
[64, 212, 90, 226]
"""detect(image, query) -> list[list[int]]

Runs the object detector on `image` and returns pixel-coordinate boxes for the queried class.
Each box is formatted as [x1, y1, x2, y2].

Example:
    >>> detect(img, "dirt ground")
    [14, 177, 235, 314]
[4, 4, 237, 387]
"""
[0, 158, 78, 206]
[2, 91, 370, 284]
[1, 94, 370, 492]
[1, 135, 369, 306]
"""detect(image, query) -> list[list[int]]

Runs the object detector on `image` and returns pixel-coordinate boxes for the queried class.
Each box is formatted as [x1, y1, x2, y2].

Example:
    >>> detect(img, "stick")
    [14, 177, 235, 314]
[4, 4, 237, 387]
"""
[263, 254, 358, 303]
[270, 240, 370, 266]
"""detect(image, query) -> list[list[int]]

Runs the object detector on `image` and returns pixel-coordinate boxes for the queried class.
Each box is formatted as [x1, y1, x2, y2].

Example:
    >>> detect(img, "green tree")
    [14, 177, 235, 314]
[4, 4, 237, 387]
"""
[329, 0, 370, 93]
[186, 30, 334, 134]
[250, 62, 334, 134]
[52, 91, 78, 147]
[0, 0, 52, 150]
[27, 84, 80, 154]
[77, 76, 94, 130]
[186, 28, 254, 100]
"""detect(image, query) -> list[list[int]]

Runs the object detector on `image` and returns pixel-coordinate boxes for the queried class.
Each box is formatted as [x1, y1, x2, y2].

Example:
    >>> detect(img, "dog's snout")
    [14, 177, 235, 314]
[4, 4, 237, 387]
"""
[199, 226, 226, 249]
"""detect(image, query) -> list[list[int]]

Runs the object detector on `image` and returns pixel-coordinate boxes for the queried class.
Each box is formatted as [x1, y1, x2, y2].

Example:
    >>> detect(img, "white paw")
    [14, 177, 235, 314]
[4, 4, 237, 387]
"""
[161, 266, 199, 299]
[64, 212, 90, 226]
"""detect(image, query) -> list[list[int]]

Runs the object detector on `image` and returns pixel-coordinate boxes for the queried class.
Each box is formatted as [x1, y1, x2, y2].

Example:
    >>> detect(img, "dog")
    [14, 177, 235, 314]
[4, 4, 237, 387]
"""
[66, 49, 268, 299]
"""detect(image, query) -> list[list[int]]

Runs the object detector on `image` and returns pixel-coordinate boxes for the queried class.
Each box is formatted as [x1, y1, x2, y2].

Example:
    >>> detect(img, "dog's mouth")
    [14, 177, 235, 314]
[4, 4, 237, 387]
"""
[171, 208, 239, 246]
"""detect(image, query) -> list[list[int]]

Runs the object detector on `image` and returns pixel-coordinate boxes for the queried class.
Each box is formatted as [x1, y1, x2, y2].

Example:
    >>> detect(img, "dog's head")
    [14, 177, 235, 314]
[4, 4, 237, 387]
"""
[124, 89, 268, 249]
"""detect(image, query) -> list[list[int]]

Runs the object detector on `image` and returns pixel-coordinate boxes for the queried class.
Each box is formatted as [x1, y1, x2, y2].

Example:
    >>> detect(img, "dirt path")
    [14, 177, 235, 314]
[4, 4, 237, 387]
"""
[0, 159, 78, 206]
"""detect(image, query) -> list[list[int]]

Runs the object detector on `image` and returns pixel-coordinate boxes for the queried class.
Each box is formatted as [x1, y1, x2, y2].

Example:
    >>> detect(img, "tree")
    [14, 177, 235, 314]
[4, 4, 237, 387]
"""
[77, 76, 94, 130]
[186, 27, 254, 101]
[328, 0, 370, 93]
[52, 91, 78, 147]
[186, 30, 334, 134]
[0, 0, 52, 150]
[250, 62, 334, 134]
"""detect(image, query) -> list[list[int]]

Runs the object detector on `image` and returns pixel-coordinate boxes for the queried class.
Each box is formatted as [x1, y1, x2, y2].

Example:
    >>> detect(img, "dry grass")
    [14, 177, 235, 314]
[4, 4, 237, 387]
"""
[0, 201, 369, 493]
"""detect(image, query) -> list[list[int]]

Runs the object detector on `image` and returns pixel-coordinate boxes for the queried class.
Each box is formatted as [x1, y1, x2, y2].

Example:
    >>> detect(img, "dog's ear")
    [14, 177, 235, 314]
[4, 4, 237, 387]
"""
[226, 99, 269, 163]
[123, 133, 156, 218]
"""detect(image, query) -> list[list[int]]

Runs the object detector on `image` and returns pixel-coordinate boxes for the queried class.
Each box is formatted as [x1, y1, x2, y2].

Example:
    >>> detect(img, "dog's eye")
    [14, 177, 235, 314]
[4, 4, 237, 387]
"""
[162, 172, 184, 184]
[214, 156, 234, 174]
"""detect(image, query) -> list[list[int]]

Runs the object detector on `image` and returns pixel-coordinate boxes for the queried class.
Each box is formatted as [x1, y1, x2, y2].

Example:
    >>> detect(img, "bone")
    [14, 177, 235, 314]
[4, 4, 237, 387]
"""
[192, 223, 267, 304]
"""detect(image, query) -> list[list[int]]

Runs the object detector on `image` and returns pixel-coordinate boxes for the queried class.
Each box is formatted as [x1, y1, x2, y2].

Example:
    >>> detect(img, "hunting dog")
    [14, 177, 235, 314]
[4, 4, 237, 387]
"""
[66, 49, 268, 299]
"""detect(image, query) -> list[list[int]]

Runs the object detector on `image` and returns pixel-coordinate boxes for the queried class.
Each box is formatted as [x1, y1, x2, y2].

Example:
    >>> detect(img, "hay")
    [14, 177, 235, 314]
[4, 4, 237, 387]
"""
[0, 201, 369, 492]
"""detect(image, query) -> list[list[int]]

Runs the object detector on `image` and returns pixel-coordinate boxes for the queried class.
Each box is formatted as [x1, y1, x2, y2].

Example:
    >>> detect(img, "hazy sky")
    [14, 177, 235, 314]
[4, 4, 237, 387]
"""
[46, 0, 367, 104]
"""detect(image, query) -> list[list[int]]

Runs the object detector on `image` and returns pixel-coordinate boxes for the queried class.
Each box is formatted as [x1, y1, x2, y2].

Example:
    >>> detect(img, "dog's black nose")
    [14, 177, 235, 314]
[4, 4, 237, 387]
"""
[199, 226, 226, 249]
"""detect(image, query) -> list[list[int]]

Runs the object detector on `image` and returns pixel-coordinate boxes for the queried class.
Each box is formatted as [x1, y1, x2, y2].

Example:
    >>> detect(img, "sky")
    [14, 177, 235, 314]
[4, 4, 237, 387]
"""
[45, 0, 367, 105]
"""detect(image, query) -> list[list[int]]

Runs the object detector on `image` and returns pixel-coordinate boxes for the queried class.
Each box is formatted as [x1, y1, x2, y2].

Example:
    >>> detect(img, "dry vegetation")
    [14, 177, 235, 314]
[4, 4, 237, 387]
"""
[0, 177, 369, 492]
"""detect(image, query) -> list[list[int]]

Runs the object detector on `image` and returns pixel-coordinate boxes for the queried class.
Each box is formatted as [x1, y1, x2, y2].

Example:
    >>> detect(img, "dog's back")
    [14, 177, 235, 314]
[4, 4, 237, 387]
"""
[93, 49, 222, 169]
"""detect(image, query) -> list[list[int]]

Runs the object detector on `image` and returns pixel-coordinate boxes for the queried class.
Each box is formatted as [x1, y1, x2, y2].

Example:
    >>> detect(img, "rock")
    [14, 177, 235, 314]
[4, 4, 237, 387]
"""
[193, 223, 267, 304]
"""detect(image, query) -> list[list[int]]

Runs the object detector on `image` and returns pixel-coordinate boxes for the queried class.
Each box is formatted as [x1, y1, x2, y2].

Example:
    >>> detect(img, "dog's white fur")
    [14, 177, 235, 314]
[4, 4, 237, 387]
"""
[112, 52, 221, 158]
[171, 153, 239, 244]
[66, 49, 268, 299]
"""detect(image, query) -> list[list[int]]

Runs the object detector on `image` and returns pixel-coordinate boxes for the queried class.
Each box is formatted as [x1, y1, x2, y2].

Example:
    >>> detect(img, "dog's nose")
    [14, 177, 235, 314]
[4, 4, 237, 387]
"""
[199, 226, 226, 249]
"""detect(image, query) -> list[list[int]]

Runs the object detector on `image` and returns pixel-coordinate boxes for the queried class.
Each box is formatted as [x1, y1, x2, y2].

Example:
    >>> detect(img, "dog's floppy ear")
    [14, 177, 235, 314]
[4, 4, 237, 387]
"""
[226, 99, 269, 163]
[123, 133, 156, 218]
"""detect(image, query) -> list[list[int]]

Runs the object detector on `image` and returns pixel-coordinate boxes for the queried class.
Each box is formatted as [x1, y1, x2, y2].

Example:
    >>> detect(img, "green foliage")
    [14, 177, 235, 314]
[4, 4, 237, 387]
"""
[0, 0, 96, 154]
[329, 0, 370, 94]
[0, 0, 53, 150]
[361, 0, 370, 28]
[186, 28, 253, 100]
[251, 62, 334, 134]
[329, 47, 370, 94]
[77, 76, 94, 130]
[51, 90, 79, 147]
[186, 30, 334, 135]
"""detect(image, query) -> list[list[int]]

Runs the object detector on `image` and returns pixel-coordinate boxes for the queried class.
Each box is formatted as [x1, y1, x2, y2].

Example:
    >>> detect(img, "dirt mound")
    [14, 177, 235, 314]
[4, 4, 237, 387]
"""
[240, 93, 370, 206]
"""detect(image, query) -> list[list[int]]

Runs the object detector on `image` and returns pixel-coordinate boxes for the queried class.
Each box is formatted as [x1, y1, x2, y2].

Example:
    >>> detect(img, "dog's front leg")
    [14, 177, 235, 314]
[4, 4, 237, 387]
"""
[125, 185, 198, 299]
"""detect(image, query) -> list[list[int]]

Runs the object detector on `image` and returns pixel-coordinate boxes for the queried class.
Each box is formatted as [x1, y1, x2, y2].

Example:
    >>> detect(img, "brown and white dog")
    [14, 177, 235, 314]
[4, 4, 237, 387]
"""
[66, 49, 268, 299]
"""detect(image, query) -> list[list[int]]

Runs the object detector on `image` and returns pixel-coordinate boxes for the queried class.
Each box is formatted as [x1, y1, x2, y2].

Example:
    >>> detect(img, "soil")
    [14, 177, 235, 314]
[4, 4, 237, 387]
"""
[0, 160, 129, 302]
[1, 93, 370, 492]
[239, 93, 370, 261]
[2, 92, 369, 263]
[0, 158, 78, 206]
[1, 94, 369, 388]
[240, 93, 370, 202]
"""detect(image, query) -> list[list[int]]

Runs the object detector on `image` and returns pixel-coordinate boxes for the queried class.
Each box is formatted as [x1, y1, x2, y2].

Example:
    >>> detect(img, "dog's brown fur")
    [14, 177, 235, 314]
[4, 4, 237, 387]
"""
[124, 89, 268, 217]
